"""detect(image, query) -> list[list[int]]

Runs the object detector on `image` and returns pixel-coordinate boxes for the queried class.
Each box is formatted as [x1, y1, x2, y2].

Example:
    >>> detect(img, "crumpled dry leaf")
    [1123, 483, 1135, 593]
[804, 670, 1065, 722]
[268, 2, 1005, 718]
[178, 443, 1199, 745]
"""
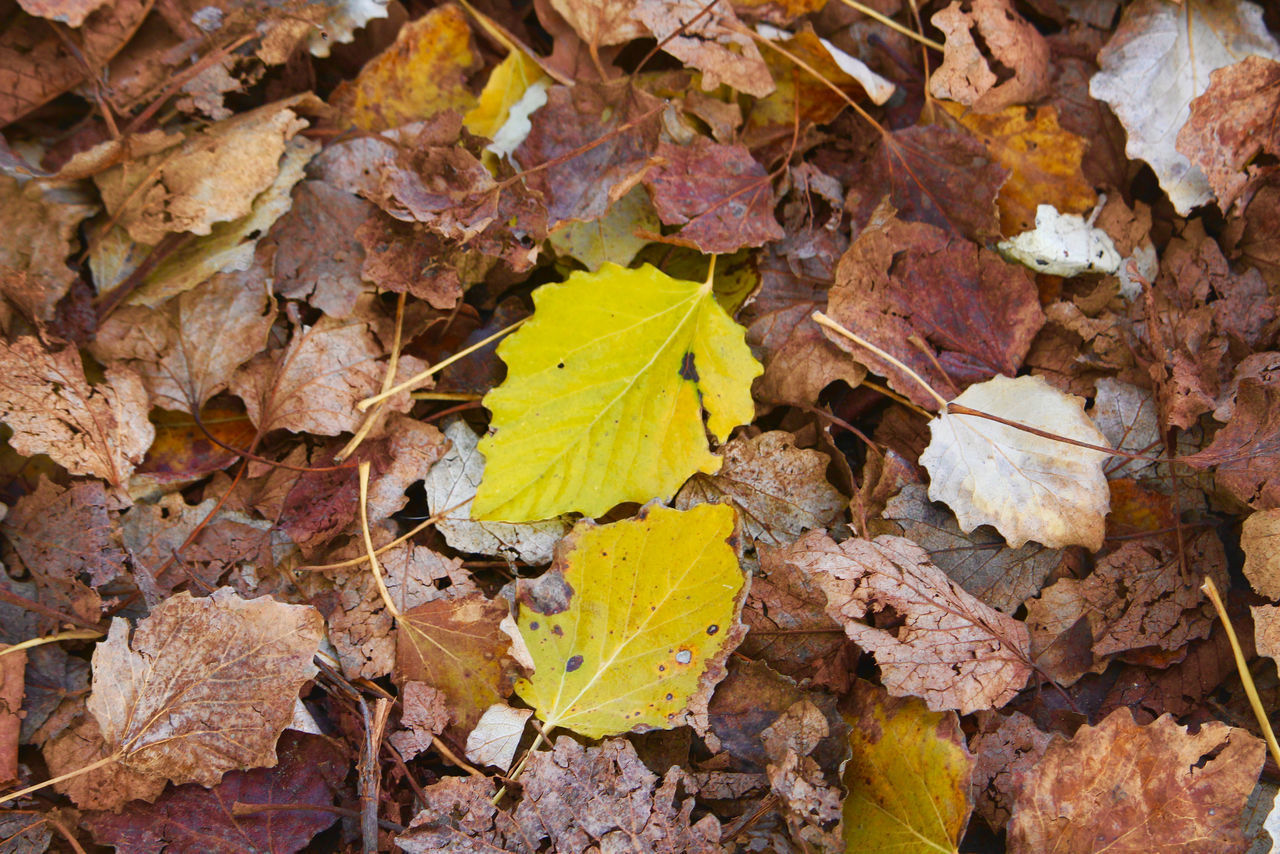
[1184, 377, 1280, 508]
[782, 531, 1032, 714]
[92, 259, 277, 413]
[633, 0, 773, 97]
[73, 589, 323, 811]
[464, 702, 533, 772]
[1090, 0, 1280, 215]
[268, 178, 374, 318]
[1007, 709, 1265, 853]
[94, 100, 316, 245]
[424, 418, 571, 565]
[0, 336, 153, 492]
[675, 430, 845, 547]
[1178, 56, 1280, 213]
[929, 0, 1049, 113]
[1242, 509, 1280, 598]
[3, 476, 125, 588]
[921, 375, 1111, 550]
[969, 711, 1059, 829]
[642, 137, 782, 254]
[388, 682, 450, 761]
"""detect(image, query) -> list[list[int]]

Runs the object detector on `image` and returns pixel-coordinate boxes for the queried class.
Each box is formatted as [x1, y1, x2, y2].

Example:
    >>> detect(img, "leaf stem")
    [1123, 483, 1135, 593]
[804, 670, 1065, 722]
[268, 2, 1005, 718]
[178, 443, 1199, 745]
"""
[812, 310, 949, 408]
[0, 629, 103, 657]
[833, 0, 945, 51]
[356, 318, 526, 412]
[0, 752, 123, 805]
[1200, 577, 1280, 769]
[358, 461, 401, 622]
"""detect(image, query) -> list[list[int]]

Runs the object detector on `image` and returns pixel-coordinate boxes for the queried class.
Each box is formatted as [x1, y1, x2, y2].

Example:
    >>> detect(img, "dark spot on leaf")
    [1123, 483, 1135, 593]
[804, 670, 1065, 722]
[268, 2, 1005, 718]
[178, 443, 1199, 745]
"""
[665, 693, 673, 700]
[679, 351, 698, 382]
[529, 621, 540, 630]
[566, 654, 583, 672]
[552, 625, 563, 636]
[706, 624, 719, 635]
[557, 362, 565, 369]
[517, 570, 574, 615]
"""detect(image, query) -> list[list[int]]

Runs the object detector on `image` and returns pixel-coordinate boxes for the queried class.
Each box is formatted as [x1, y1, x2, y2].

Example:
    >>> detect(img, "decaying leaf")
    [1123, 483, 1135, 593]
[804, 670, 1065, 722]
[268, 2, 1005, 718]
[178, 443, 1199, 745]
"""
[920, 375, 1112, 550]
[80, 589, 322, 810]
[930, 0, 1049, 113]
[842, 679, 974, 853]
[634, 0, 772, 97]
[675, 430, 844, 546]
[1007, 709, 1265, 853]
[424, 418, 571, 565]
[781, 530, 1032, 713]
[473, 263, 761, 522]
[515, 503, 747, 738]
[1242, 509, 1280, 598]
[0, 336, 153, 491]
[1090, 0, 1280, 215]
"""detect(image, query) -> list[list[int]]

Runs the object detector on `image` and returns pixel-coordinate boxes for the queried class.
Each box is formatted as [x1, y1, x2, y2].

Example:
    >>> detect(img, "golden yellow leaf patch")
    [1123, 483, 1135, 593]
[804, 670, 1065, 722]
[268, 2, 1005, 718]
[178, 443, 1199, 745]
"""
[472, 263, 761, 522]
[515, 503, 747, 739]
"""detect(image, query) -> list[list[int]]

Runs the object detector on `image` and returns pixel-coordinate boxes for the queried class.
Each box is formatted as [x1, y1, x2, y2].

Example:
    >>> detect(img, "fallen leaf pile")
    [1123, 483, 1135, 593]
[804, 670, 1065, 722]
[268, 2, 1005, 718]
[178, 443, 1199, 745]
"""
[4, 0, 1280, 851]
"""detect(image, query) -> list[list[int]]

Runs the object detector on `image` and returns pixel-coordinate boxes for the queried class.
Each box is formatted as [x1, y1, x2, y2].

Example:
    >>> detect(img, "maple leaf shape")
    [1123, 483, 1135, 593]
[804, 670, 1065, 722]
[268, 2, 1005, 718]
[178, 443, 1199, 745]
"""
[0, 336, 153, 491]
[784, 531, 1032, 714]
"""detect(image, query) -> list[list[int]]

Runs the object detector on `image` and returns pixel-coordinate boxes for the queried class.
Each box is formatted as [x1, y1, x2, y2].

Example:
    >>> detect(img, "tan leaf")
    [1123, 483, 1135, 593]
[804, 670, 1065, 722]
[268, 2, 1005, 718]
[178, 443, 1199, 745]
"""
[92, 259, 277, 413]
[675, 431, 845, 546]
[548, 0, 646, 47]
[0, 175, 97, 320]
[1243, 509, 1280, 598]
[0, 336, 152, 491]
[3, 476, 125, 587]
[464, 702, 533, 772]
[930, 0, 1049, 113]
[920, 375, 1111, 550]
[1254, 604, 1280, 666]
[230, 305, 425, 436]
[782, 531, 1032, 713]
[633, 0, 773, 97]
[43, 715, 167, 812]
[86, 589, 323, 800]
[1007, 709, 1265, 853]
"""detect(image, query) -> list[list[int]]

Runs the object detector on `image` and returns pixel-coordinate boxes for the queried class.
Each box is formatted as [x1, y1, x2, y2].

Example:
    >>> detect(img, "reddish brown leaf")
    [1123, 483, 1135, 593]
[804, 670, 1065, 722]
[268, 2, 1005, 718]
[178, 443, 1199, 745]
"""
[0, 645, 22, 784]
[969, 711, 1059, 829]
[1185, 377, 1280, 508]
[83, 732, 346, 853]
[515, 80, 662, 228]
[268, 179, 374, 318]
[1007, 709, 1265, 854]
[633, 0, 773, 97]
[1178, 56, 1280, 213]
[643, 137, 782, 254]
[845, 125, 1008, 243]
[826, 216, 1043, 410]
[929, 0, 1050, 113]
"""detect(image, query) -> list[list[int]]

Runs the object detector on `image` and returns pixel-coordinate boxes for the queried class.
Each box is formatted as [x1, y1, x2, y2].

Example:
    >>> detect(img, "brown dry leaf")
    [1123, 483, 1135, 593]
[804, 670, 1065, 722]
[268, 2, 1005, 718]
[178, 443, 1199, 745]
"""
[741, 248, 865, 408]
[0, 1, 147, 126]
[940, 102, 1097, 236]
[94, 100, 317, 245]
[268, 179, 374, 318]
[781, 531, 1033, 713]
[515, 738, 722, 853]
[969, 711, 1059, 829]
[515, 80, 663, 229]
[633, 0, 773, 97]
[1178, 56, 1280, 213]
[0, 336, 153, 491]
[826, 216, 1043, 410]
[930, 0, 1049, 112]
[1242, 509, 1280, 598]
[388, 682, 450, 761]
[0, 176, 97, 322]
[879, 483, 1065, 614]
[397, 592, 516, 736]
[1007, 709, 1266, 853]
[675, 431, 845, 546]
[85, 588, 323, 806]
[1026, 536, 1226, 684]
[91, 259, 277, 413]
[1185, 377, 1280, 508]
[846, 125, 1008, 243]
[396, 775, 536, 853]
[3, 476, 125, 588]
[0, 644, 22, 784]
[642, 137, 783, 254]
[230, 305, 425, 436]
[333, 4, 479, 132]
[325, 539, 474, 681]
[548, 0, 646, 48]
[43, 715, 168, 812]
[744, 546, 853, 692]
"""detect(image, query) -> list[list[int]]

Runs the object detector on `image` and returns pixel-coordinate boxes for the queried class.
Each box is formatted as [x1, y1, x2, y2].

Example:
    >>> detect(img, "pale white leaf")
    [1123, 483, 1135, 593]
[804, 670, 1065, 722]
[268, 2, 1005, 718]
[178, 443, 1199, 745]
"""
[920, 375, 1111, 550]
[465, 703, 533, 772]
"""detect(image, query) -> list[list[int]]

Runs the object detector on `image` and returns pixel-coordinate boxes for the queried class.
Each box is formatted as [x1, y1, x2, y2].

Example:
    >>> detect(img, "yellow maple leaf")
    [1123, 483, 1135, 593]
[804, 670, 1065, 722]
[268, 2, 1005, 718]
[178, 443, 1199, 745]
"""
[473, 262, 761, 522]
[515, 503, 746, 738]
[463, 50, 546, 142]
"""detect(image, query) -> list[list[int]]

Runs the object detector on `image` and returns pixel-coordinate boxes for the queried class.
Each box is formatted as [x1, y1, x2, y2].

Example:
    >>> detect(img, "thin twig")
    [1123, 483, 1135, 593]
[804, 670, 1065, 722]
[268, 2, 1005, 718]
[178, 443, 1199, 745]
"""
[1202, 577, 1280, 769]
[834, 0, 944, 51]
[0, 629, 103, 657]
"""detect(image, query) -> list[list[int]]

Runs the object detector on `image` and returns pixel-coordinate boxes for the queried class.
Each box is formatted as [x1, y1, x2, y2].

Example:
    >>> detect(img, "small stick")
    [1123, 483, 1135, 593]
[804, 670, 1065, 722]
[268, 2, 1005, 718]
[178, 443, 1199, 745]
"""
[0, 629, 103, 657]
